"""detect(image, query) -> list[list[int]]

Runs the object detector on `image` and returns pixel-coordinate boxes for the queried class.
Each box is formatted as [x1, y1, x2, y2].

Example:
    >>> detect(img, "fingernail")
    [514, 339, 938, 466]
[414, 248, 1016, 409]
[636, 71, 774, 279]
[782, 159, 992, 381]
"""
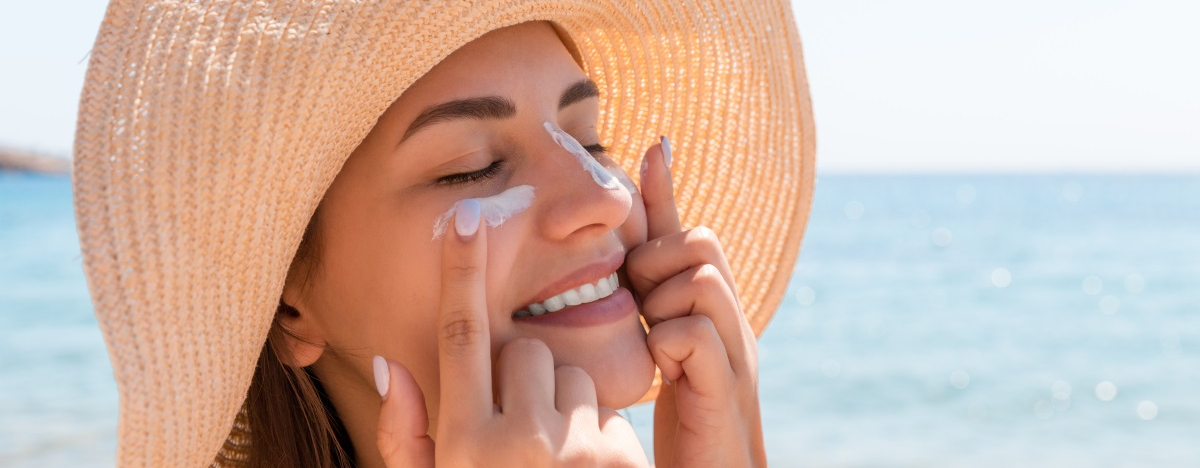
[372, 355, 390, 399]
[663, 375, 672, 386]
[660, 135, 673, 169]
[455, 199, 481, 238]
[639, 155, 649, 180]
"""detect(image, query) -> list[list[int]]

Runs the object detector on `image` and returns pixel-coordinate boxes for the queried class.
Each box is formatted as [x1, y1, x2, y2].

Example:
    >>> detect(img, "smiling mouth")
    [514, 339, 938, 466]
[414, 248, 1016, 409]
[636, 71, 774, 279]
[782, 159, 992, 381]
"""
[513, 271, 620, 317]
[510, 251, 625, 319]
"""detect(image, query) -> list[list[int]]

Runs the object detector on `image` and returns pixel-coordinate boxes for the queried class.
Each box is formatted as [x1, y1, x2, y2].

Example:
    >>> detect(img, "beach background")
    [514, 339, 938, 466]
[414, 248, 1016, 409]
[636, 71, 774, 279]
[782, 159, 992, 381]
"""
[2, 1, 1198, 467]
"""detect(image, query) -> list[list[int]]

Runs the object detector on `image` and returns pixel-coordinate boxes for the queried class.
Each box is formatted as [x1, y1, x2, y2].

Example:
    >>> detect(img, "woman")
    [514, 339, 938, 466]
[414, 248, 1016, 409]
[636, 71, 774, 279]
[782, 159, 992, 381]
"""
[72, 1, 815, 467]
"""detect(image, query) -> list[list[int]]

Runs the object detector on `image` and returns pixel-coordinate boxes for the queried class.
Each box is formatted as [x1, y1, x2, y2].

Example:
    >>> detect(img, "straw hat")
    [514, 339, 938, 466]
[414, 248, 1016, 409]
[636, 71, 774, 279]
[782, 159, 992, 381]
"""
[73, 0, 815, 466]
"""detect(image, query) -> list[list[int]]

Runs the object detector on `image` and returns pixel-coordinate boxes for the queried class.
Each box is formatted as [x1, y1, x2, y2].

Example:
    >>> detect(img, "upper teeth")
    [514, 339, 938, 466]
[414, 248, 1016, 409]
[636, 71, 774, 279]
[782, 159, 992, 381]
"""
[515, 272, 619, 318]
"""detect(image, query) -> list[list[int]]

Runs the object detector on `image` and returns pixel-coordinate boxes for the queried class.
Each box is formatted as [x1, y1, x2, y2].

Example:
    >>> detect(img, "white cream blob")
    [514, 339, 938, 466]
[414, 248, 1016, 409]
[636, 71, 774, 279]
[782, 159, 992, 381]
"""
[543, 122, 622, 191]
[610, 169, 639, 195]
[431, 184, 536, 240]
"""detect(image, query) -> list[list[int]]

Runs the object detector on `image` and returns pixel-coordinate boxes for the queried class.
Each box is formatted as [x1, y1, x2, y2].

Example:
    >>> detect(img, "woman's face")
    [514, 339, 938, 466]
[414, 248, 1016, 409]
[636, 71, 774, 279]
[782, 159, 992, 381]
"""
[283, 21, 655, 440]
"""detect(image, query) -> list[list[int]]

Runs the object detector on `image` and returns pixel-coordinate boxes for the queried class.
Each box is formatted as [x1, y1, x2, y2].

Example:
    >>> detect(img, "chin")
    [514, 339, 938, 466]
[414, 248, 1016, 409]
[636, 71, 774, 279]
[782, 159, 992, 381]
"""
[593, 354, 656, 409]
[566, 321, 657, 409]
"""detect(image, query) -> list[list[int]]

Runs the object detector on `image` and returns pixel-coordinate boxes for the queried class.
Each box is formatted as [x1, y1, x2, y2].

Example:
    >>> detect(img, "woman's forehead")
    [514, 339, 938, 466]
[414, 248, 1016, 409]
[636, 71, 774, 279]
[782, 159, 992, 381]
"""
[375, 21, 591, 142]
[401, 22, 586, 111]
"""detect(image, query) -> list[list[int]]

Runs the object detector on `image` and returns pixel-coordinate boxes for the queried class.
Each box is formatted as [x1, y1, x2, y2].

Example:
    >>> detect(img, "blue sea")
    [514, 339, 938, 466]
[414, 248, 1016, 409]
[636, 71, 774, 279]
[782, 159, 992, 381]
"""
[2, 173, 1197, 467]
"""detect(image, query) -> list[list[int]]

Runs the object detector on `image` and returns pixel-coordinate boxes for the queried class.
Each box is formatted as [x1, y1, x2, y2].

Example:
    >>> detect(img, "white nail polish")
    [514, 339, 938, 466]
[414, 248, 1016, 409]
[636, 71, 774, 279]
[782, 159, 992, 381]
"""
[373, 355, 390, 398]
[660, 135, 673, 169]
[431, 185, 535, 240]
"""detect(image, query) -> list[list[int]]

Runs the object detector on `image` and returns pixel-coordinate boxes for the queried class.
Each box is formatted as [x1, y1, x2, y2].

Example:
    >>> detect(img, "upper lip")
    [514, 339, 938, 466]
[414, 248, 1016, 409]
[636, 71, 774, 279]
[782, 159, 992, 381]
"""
[516, 251, 625, 312]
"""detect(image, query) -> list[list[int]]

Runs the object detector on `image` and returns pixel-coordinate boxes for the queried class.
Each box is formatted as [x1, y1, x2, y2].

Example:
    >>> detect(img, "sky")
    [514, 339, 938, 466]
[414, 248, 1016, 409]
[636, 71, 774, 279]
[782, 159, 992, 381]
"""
[0, 0, 1196, 173]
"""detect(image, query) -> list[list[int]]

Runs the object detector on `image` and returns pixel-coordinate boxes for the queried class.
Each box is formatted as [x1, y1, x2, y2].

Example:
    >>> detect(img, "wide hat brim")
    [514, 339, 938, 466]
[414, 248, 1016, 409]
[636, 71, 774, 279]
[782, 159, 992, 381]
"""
[73, 0, 815, 466]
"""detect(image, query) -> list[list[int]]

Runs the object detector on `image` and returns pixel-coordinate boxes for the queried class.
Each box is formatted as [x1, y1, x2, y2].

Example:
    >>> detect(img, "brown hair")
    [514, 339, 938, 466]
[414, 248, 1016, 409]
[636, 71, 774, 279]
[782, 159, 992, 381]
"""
[232, 209, 357, 468]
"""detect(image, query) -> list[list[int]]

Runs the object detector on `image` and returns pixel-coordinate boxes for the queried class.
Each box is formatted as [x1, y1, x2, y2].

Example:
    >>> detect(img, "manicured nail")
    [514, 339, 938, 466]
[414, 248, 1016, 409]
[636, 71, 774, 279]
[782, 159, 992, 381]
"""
[660, 135, 673, 169]
[455, 199, 481, 238]
[372, 355, 390, 399]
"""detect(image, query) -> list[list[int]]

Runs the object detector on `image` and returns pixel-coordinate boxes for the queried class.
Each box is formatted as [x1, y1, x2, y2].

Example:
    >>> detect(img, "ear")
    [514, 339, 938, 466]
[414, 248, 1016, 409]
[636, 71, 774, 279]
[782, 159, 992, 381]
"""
[277, 286, 328, 368]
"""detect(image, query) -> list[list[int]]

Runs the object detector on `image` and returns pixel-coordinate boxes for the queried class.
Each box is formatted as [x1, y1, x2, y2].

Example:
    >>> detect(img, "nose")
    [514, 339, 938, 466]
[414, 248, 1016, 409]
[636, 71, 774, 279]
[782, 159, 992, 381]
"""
[531, 133, 632, 242]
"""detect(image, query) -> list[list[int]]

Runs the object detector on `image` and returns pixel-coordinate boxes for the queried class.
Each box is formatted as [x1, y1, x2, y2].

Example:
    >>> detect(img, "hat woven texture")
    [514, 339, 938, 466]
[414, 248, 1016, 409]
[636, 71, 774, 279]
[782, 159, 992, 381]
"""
[73, 0, 815, 466]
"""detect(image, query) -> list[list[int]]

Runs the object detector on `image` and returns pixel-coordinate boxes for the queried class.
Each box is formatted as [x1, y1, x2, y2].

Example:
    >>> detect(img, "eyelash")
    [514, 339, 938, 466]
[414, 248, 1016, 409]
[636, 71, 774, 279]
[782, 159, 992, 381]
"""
[435, 159, 507, 185]
[435, 143, 609, 186]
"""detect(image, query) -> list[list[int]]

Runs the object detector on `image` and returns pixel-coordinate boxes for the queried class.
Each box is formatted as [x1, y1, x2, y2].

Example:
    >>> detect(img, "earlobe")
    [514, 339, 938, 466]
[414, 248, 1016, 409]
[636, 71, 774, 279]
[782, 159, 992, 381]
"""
[275, 298, 328, 368]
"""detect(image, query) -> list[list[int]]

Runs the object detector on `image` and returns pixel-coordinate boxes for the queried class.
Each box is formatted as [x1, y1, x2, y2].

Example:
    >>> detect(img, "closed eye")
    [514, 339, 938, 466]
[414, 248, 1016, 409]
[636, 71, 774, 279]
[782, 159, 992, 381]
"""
[583, 143, 608, 155]
[435, 159, 505, 186]
[434, 141, 604, 186]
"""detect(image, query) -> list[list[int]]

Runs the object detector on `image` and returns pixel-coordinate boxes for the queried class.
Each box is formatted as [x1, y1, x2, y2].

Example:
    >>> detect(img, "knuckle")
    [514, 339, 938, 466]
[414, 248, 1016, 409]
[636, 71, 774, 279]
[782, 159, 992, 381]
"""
[555, 365, 593, 386]
[505, 336, 551, 359]
[596, 406, 621, 420]
[645, 326, 664, 348]
[507, 419, 555, 454]
[511, 407, 548, 430]
[685, 226, 722, 256]
[687, 315, 718, 341]
[527, 431, 554, 455]
[445, 260, 483, 279]
[694, 263, 724, 284]
[440, 315, 484, 348]
[506, 336, 549, 355]
[692, 225, 718, 240]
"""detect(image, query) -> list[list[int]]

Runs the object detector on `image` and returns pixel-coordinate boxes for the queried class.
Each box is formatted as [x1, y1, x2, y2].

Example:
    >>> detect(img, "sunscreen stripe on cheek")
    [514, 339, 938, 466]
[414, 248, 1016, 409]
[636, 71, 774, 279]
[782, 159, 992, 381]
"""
[543, 122, 622, 191]
[431, 184, 537, 240]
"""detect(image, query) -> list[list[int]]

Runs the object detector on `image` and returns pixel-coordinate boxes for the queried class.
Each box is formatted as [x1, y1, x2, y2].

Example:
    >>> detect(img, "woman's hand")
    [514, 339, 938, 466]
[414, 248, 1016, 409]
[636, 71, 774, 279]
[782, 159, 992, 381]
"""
[627, 139, 768, 468]
[373, 199, 649, 467]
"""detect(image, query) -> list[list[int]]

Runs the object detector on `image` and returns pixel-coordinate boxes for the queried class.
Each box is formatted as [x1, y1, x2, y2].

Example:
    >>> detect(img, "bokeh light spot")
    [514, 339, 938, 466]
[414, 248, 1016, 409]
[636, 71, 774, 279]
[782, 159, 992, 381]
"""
[794, 286, 816, 306]
[932, 227, 953, 247]
[949, 370, 970, 389]
[1095, 381, 1118, 401]
[1052, 380, 1072, 400]
[1082, 276, 1103, 295]
[991, 268, 1012, 288]
[1137, 401, 1158, 420]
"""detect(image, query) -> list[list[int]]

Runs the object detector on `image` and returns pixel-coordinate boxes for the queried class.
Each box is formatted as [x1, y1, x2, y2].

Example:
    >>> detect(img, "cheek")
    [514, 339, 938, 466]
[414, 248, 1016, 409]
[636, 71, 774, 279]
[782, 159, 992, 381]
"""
[312, 207, 447, 378]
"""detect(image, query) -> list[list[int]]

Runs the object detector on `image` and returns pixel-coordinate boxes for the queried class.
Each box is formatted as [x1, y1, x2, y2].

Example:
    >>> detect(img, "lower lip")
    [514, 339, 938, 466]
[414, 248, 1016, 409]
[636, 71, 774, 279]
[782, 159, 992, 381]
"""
[512, 288, 636, 327]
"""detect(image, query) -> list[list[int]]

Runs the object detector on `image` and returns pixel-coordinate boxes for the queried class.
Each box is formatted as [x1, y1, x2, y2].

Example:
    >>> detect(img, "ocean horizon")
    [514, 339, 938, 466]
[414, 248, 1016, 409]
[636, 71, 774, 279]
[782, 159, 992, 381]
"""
[2, 172, 1197, 466]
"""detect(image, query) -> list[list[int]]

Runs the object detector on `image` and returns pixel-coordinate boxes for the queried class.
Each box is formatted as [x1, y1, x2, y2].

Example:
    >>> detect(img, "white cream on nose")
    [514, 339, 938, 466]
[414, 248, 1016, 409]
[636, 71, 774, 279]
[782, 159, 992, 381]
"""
[543, 121, 625, 192]
[431, 184, 536, 240]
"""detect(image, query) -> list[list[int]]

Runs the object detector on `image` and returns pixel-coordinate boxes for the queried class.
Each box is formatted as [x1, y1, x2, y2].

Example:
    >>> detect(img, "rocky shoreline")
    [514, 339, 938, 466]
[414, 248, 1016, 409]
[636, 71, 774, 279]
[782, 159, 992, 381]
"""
[0, 147, 71, 175]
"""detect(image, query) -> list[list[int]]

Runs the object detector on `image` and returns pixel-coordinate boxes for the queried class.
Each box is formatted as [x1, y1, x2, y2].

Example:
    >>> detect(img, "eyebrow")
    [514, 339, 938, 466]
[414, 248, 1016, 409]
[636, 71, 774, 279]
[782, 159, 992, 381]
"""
[558, 79, 600, 109]
[399, 79, 600, 143]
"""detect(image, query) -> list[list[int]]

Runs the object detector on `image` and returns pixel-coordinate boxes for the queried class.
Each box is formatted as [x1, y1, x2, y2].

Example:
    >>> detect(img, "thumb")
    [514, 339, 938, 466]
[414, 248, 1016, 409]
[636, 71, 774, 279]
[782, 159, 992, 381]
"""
[640, 136, 682, 240]
[374, 355, 435, 468]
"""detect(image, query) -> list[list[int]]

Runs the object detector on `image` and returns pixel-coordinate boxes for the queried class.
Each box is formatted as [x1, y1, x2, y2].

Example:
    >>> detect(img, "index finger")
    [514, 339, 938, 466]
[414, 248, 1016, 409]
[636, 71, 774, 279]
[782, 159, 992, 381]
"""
[437, 199, 494, 426]
[641, 136, 682, 240]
